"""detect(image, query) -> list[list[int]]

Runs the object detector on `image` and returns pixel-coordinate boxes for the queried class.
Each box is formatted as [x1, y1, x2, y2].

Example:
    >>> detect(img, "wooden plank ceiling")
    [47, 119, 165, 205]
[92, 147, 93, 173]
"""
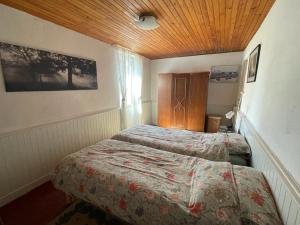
[1, 0, 275, 59]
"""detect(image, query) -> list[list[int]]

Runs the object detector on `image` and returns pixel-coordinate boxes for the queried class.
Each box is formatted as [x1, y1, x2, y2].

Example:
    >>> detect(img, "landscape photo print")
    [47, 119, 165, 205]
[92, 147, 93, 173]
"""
[0, 42, 97, 91]
[210, 65, 240, 83]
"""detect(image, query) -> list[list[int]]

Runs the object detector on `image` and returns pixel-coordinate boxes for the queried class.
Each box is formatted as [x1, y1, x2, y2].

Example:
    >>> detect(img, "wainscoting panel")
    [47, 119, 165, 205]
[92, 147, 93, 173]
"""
[0, 108, 121, 207]
[239, 113, 300, 225]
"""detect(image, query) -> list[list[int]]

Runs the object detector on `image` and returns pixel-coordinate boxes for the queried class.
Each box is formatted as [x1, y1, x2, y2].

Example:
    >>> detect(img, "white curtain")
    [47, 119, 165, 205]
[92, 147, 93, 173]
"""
[115, 47, 143, 129]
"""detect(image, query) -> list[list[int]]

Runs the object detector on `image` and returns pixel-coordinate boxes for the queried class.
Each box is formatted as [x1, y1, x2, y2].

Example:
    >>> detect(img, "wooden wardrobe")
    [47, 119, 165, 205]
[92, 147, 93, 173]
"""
[158, 72, 209, 132]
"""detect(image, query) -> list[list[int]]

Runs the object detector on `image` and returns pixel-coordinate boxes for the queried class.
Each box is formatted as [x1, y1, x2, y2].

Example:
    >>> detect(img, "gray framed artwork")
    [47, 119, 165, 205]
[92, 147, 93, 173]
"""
[247, 44, 261, 83]
[210, 65, 240, 83]
[0, 42, 97, 92]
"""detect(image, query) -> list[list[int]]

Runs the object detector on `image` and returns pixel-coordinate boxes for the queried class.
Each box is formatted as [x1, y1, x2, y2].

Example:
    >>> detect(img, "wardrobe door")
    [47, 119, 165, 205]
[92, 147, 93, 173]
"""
[187, 72, 209, 131]
[171, 74, 190, 129]
[158, 74, 172, 128]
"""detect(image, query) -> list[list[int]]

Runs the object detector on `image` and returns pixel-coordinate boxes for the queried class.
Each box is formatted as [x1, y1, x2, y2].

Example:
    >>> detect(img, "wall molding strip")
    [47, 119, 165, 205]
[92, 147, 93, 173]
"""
[0, 107, 120, 138]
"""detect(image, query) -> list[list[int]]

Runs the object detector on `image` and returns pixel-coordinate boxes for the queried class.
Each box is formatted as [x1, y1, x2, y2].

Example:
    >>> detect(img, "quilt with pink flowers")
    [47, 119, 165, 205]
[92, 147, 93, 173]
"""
[51, 139, 281, 225]
[112, 125, 251, 163]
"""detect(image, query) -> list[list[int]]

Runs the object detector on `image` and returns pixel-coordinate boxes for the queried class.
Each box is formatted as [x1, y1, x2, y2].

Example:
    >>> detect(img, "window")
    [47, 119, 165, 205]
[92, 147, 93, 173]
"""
[115, 47, 143, 128]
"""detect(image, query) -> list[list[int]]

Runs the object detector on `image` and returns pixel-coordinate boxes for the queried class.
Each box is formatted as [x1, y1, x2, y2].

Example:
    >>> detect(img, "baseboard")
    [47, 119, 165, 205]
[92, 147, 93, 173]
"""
[0, 175, 49, 207]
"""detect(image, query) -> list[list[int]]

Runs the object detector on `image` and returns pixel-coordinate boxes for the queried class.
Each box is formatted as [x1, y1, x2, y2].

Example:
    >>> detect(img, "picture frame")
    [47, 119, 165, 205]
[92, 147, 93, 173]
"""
[247, 44, 261, 83]
[0, 42, 97, 92]
[210, 65, 240, 83]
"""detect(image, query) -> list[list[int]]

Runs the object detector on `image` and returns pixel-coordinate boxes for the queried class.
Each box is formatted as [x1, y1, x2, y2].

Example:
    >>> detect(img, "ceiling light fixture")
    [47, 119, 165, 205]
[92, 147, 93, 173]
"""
[134, 15, 159, 30]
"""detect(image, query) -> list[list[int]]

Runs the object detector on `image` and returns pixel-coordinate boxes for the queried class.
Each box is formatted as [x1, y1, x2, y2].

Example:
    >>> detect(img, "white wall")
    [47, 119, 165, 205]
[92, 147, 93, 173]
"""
[150, 52, 243, 125]
[0, 4, 151, 134]
[240, 0, 300, 184]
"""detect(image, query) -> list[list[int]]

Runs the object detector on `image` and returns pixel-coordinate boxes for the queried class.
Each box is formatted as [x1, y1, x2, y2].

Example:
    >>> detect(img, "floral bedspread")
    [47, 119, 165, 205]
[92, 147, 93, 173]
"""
[225, 133, 251, 156]
[51, 139, 281, 225]
[234, 165, 282, 225]
[112, 125, 251, 162]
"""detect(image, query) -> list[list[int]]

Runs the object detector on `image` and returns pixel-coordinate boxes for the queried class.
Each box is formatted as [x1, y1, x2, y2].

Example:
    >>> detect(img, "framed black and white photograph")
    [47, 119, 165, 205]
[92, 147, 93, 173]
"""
[0, 42, 97, 92]
[210, 65, 240, 83]
[247, 44, 261, 83]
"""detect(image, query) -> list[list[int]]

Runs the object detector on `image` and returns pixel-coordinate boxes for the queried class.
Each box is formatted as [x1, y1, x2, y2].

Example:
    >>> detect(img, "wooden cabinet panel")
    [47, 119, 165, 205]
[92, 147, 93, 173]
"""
[158, 74, 172, 128]
[158, 72, 208, 131]
[171, 74, 190, 129]
[187, 72, 209, 131]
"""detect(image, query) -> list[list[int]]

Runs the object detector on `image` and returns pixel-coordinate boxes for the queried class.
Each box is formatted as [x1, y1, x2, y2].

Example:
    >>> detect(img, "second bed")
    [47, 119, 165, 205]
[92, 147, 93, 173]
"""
[112, 125, 251, 166]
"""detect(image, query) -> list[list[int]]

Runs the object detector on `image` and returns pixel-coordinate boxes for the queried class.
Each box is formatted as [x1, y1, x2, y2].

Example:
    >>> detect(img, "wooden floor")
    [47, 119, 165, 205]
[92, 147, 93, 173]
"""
[0, 182, 68, 225]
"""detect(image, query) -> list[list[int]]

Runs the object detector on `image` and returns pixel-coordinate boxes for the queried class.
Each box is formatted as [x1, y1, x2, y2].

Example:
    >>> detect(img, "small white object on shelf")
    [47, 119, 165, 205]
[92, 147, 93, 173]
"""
[225, 111, 235, 119]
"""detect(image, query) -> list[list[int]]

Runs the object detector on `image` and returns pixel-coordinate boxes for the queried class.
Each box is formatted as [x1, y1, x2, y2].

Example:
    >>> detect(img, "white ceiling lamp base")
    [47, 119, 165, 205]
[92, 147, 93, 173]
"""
[135, 15, 159, 30]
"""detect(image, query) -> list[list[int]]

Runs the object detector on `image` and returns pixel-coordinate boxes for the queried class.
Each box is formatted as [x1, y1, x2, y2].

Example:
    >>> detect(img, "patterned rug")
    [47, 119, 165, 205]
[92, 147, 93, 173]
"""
[48, 200, 130, 225]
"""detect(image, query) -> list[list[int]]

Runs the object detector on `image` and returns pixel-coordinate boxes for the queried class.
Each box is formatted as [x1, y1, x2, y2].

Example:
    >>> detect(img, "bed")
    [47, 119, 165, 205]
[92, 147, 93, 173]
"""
[112, 125, 251, 166]
[51, 139, 281, 225]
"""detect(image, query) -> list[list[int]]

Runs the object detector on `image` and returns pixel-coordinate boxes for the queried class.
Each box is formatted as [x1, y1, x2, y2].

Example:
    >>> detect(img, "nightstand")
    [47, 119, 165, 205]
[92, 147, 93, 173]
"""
[206, 115, 222, 133]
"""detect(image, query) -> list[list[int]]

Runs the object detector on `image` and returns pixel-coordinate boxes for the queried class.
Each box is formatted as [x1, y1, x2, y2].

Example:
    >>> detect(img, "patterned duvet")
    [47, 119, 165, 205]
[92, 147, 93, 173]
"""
[51, 139, 281, 225]
[112, 125, 251, 164]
